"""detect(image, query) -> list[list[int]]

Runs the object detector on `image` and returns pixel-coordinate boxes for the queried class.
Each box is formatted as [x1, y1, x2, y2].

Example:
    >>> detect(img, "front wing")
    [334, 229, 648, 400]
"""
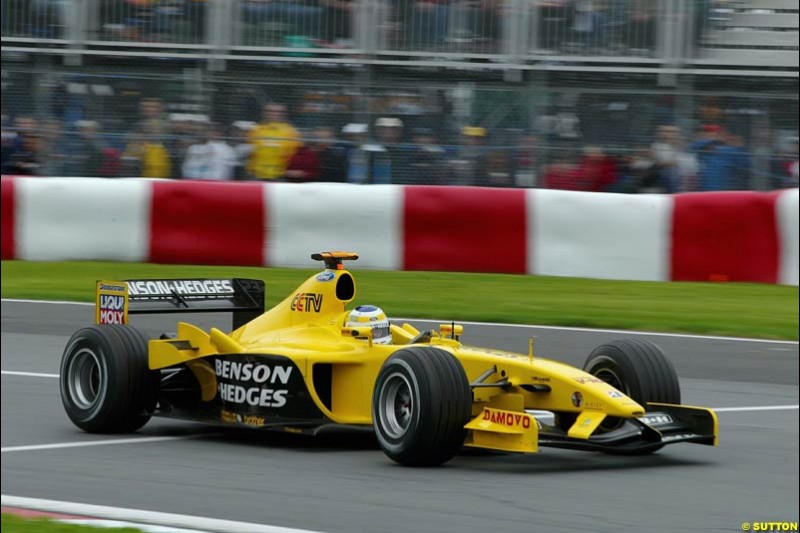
[465, 403, 718, 454]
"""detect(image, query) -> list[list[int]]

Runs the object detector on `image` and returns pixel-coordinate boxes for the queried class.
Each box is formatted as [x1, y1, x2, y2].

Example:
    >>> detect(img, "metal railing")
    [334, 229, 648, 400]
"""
[1, 0, 798, 71]
[529, 0, 666, 60]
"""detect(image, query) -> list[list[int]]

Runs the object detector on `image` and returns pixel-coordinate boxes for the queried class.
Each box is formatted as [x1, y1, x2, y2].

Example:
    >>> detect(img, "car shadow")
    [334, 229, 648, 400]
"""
[445, 448, 715, 474]
[166, 425, 716, 472]
[195, 426, 381, 452]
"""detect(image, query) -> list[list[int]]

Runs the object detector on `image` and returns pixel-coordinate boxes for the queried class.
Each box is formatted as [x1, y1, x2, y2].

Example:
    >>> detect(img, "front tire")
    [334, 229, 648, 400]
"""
[583, 339, 680, 454]
[583, 339, 680, 406]
[60, 325, 158, 433]
[372, 347, 471, 466]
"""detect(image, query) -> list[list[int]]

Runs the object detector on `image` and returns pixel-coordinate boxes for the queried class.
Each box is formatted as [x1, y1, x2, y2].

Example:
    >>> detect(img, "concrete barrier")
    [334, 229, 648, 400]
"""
[1, 177, 797, 285]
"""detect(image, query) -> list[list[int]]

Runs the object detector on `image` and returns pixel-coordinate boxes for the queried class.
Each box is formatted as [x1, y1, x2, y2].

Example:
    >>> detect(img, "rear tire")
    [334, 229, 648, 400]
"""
[372, 347, 471, 466]
[583, 339, 680, 454]
[60, 325, 159, 433]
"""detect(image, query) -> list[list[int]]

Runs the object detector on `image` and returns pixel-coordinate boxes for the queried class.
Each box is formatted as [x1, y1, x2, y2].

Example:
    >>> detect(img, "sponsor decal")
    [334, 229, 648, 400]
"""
[242, 414, 266, 427]
[531, 376, 551, 383]
[220, 409, 266, 427]
[290, 292, 323, 313]
[573, 376, 605, 385]
[221, 410, 239, 424]
[96, 280, 128, 325]
[98, 282, 126, 292]
[638, 414, 673, 426]
[482, 408, 532, 429]
[571, 391, 584, 408]
[585, 401, 604, 410]
[607, 390, 624, 398]
[98, 295, 125, 324]
[468, 347, 529, 360]
[661, 433, 693, 442]
[127, 279, 233, 297]
[215, 359, 292, 408]
[316, 271, 335, 282]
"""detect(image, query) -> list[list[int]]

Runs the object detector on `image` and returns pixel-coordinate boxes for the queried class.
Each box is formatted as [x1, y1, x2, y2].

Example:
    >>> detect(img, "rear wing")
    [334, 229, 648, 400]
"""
[95, 278, 265, 330]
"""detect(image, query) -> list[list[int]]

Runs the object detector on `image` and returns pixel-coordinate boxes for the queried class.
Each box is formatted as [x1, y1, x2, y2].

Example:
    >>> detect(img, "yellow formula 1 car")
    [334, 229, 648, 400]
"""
[60, 252, 717, 466]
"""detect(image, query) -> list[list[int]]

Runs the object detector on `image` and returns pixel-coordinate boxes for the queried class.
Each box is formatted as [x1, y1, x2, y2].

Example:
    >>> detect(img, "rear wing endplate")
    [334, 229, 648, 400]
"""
[95, 278, 265, 330]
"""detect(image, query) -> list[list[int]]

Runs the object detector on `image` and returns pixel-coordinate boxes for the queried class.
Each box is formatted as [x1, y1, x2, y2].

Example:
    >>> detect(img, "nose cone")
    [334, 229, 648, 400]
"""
[599, 391, 645, 417]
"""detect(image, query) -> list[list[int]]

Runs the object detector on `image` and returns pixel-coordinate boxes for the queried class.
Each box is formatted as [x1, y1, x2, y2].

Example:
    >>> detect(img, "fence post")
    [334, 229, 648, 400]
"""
[658, 0, 679, 87]
[207, 0, 233, 71]
[64, 0, 85, 66]
[503, 0, 528, 65]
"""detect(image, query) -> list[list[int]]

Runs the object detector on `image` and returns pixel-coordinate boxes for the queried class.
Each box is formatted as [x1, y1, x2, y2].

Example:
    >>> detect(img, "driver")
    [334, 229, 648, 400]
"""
[346, 305, 392, 345]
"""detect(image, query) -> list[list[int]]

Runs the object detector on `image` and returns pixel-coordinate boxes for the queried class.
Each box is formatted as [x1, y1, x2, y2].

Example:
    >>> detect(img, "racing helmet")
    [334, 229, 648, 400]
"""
[346, 305, 392, 345]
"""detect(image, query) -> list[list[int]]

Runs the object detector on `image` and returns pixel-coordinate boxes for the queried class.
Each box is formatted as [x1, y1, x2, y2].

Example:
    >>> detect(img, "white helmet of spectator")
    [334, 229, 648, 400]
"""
[346, 305, 392, 345]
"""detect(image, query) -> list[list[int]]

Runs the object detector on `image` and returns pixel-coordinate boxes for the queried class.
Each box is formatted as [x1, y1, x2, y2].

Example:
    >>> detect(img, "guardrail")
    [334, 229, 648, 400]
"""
[1, 177, 797, 285]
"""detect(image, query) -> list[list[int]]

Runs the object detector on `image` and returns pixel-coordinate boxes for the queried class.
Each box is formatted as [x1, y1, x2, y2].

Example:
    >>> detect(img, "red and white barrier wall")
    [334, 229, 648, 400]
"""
[1, 177, 797, 285]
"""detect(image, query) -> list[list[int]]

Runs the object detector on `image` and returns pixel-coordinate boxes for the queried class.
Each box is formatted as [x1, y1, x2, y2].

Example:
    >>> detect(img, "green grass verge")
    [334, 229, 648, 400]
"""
[1, 514, 142, 532]
[2, 261, 797, 340]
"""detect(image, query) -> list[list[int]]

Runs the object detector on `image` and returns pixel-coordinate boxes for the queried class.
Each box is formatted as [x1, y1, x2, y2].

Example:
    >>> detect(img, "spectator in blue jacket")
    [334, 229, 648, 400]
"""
[727, 133, 752, 190]
[691, 125, 741, 191]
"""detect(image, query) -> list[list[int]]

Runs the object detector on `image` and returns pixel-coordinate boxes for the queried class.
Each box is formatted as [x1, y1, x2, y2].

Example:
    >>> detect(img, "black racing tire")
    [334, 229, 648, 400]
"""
[372, 347, 471, 466]
[583, 339, 680, 454]
[60, 325, 159, 433]
[583, 339, 680, 406]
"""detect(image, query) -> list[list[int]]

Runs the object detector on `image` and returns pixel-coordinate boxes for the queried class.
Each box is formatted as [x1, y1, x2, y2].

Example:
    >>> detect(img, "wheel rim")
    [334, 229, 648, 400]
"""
[378, 372, 414, 439]
[595, 368, 628, 395]
[66, 348, 103, 410]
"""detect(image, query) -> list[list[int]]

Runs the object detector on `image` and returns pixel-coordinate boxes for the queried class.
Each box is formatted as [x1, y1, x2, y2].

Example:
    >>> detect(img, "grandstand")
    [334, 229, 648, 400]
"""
[697, 0, 799, 68]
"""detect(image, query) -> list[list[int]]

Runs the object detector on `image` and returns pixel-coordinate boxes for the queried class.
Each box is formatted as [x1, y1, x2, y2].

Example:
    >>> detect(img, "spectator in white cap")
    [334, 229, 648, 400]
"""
[372, 117, 407, 184]
[376, 117, 403, 129]
[341, 123, 369, 184]
[342, 122, 368, 136]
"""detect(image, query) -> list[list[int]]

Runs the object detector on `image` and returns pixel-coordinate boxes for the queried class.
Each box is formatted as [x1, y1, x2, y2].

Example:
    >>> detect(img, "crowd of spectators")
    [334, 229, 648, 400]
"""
[2, 97, 798, 192]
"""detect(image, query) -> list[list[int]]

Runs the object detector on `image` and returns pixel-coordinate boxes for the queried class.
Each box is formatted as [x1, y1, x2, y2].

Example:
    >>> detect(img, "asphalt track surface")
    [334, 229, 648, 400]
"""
[2, 300, 798, 533]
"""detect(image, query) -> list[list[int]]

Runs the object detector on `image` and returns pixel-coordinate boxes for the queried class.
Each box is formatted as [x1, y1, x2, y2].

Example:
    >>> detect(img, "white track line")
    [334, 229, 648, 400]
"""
[399, 317, 800, 345]
[1, 436, 193, 453]
[3, 297, 797, 345]
[2, 298, 93, 306]
[713, 405, 799, 413]
[1, 495, 327, 533]
[62, 519, 207, 533]
[1, 370, 58, 378]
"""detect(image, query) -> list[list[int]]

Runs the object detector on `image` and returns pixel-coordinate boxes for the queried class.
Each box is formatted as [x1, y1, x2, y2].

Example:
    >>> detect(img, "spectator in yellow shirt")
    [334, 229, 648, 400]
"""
[247, 103, 302, 180]
[122, 128, 172, 179]
[141, 140, 171, 179]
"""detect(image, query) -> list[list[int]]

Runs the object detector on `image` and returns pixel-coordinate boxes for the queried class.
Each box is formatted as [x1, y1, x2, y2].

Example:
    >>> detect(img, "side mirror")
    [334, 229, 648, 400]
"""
[342, 326, 373, 347]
